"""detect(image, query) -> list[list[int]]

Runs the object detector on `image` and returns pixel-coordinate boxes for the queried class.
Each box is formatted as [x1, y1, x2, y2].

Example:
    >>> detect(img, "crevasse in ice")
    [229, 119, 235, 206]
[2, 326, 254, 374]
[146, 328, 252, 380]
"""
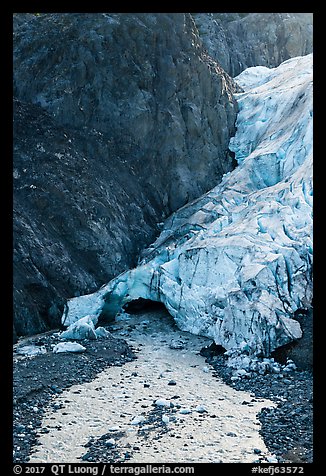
[62, 54, 313, 356]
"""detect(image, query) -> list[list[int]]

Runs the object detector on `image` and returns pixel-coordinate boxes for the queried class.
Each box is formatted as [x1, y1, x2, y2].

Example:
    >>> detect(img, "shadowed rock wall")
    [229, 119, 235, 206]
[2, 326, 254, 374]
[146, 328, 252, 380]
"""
[193, 13, 313, 77]
[13, 13, 238, 338]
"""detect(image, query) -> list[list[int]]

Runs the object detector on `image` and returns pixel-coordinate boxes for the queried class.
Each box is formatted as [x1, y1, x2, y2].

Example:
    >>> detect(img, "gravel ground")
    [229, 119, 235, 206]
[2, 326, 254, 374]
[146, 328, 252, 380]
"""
[61, 339, 313, 464]
[201, 344, 313, 463]
[13, 318, 313, 464]
[81, 404, 173, 463]
[27, 310, 273, 464]
[13, 331, 135, 463]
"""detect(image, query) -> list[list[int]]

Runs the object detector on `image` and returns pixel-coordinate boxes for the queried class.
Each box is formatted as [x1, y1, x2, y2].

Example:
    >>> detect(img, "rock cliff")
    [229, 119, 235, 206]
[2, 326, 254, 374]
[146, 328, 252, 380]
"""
[193, 13, 313, 77]
[13, 13, 238, 338]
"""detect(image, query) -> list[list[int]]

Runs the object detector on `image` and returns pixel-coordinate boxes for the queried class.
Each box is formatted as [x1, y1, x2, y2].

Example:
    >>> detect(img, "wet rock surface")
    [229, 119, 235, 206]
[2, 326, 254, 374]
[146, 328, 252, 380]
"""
[13, 13, 238, 338]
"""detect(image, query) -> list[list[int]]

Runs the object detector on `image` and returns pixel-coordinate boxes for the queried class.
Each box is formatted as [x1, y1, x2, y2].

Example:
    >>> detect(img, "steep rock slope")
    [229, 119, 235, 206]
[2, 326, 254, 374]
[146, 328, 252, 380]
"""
[193, 13, 313, 77]
[14, 13, 237, 212]
[13, 13, 238, 337]
[63, 55, 313, 358]
[13, 99, 161, 336]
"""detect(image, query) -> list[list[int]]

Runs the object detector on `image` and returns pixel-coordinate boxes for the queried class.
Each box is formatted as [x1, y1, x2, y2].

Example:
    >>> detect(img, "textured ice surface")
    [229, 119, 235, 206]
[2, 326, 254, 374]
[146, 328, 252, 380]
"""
[16, 345, 47, 356]
[60, 315, 98, 340]
[53, 342, 86, 353]
[60, 314, 112, 340]
[63, 54, 313, 356]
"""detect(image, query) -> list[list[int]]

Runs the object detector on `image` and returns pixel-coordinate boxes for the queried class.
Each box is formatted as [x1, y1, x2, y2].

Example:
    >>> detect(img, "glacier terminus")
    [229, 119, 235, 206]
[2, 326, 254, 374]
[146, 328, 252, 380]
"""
[62, 54, 313, 362]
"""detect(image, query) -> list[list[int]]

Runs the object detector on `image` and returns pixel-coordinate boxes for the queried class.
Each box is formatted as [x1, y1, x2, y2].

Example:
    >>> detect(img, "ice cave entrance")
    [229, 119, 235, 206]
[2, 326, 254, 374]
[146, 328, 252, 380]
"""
[122, 298, 166, 314]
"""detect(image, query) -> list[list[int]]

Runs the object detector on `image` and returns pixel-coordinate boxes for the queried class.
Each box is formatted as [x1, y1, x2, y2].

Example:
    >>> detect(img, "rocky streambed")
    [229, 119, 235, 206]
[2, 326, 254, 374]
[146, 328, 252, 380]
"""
[13, 307, 312, 464]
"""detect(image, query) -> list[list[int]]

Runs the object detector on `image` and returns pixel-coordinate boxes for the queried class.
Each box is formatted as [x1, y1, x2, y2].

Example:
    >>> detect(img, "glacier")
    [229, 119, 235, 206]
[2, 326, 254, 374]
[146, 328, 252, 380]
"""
[62, 54, 313, 358]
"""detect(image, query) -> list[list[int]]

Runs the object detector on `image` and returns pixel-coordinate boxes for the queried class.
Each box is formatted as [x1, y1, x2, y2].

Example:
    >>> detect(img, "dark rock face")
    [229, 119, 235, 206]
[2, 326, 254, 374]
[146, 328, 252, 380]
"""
[13, 13, 238, 211]
[13, 99, 161, 336]
[271, 309, 313, 371]
[193, 13, 313, 77]
[13, 13, 238, 337]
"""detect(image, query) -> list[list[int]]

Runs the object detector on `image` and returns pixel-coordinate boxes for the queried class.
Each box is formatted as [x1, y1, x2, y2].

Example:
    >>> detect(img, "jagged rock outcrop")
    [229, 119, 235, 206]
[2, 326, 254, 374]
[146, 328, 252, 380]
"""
[13, 13, 238, 337]
[193, 13, 313, 77]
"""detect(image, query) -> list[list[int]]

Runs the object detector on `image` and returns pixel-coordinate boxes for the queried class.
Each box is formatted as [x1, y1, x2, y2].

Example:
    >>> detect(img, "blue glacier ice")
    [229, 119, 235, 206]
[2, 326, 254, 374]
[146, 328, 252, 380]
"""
[62, 54, 313, 358]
